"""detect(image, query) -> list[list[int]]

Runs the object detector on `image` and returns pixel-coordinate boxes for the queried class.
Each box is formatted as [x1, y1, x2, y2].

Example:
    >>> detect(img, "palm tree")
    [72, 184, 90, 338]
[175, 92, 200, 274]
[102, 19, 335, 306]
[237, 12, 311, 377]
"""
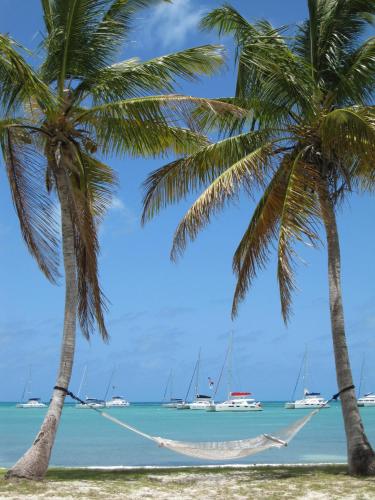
[2, 0, 237, 480]
[142, 2, 375, 475]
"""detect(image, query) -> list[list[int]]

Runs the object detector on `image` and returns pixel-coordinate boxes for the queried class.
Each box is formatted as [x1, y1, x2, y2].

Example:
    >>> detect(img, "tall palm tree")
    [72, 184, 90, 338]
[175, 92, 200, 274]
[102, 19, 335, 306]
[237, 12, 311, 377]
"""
[142, 2, 375, 475]
[2, 0, 237, 480]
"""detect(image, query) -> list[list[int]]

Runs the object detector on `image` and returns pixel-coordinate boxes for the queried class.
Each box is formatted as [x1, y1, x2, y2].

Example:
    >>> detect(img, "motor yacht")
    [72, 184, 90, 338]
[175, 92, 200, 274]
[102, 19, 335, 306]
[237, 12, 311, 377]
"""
[189, 394, 214, 410]
[287, 389, 329, 409]
[357, 393, 375, 407]
[207, 392, 262, 412]
[16, 398, 47, 408]
[106, 396, 130, 408]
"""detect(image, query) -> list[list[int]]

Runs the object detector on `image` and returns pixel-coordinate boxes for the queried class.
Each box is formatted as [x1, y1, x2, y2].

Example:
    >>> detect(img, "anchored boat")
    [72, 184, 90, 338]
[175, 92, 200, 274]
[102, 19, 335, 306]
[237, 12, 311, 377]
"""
[106, 396, 130, 408]
[207, 392, 262, 412]
[16, 397, 47, 408]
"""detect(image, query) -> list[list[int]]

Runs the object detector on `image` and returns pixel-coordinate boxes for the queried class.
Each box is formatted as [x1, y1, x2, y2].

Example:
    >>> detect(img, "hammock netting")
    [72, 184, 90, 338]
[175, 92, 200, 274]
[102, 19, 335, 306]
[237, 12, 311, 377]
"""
[102, 409, 318, 461]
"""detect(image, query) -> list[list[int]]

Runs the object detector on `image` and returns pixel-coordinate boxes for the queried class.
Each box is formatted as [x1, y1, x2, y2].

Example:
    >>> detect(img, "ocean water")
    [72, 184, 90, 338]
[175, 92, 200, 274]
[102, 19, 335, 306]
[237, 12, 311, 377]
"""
[1, 402, 375, 467]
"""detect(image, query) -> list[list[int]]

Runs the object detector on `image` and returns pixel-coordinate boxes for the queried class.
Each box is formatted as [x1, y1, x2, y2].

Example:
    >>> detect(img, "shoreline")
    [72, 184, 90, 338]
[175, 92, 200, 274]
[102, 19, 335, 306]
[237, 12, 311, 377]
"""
[2, 464, 375, 499]
[0, 462, 348, 471]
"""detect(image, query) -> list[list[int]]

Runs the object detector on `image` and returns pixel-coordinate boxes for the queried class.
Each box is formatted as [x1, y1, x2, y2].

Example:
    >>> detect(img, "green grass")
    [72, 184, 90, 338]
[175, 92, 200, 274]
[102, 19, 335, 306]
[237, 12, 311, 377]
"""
[1, 465, 375, 499]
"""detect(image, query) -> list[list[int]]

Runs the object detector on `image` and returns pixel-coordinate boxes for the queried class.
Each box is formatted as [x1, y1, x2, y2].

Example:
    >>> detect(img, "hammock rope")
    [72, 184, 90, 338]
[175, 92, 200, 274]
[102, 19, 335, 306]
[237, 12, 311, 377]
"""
[53, 384, 353, 461]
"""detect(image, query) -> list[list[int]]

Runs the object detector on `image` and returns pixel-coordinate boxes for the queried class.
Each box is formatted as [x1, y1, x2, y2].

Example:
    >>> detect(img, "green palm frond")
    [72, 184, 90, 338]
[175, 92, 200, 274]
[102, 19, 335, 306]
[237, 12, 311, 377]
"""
[200, 4, 255, 44]
[84, 115, 208, 157]
[321, 106, 375, 162]
[76, 94, 245, 129]
[41, 0, 107, 90]
[87, 0, 167, 68]
[296, 0, 375, 89]
[334, 37, 375, 104]
[277, 154, 321, 321]
[74, 45, 225, 103]
[1, 129, 59, 282]
[231, 162, 290, 318]
[0, 34, 53, 111]
[142, 130, 274, 224]
[170, 142, 277, 262]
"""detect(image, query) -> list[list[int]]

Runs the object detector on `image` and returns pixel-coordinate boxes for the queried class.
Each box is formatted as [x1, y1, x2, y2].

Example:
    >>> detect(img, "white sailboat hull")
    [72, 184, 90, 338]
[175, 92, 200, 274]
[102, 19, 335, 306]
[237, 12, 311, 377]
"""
[189, 401, 213, 410]
[16, 402, 47, 408]
[293, 400, 329, 409]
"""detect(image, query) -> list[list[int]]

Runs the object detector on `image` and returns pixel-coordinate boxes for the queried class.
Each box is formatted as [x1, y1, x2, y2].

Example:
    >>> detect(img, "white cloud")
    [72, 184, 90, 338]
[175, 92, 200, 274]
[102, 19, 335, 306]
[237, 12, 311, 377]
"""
[110, 196, 126, 212]
[107, 196, 138, 234]
[145, 0, 207, 49]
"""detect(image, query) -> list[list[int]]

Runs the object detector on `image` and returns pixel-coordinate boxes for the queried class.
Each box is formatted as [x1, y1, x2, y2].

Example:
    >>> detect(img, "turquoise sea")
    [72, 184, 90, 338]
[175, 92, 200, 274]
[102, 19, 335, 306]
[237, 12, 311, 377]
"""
[1, 402, 375, 467]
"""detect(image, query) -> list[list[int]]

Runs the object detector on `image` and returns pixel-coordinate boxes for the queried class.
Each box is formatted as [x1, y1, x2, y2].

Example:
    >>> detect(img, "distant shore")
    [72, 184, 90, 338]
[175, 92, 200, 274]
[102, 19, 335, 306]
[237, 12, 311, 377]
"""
[2, 465, 375, 499]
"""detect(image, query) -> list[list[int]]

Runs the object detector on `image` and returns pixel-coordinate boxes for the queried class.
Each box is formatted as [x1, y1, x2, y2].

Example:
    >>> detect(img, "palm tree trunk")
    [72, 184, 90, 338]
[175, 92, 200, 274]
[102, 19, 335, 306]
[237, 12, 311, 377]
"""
[319, 180, 375, 476]
[5, 162, 77, 481]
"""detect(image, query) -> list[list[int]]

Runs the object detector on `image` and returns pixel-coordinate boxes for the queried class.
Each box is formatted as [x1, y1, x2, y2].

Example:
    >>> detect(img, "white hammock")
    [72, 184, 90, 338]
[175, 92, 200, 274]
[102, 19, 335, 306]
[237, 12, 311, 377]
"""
[100, 409, 318, 461]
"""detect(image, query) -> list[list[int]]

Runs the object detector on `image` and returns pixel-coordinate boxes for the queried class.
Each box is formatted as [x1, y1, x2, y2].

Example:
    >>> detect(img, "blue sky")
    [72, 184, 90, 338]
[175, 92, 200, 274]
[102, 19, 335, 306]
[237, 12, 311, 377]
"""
[0, 0, 374, 402]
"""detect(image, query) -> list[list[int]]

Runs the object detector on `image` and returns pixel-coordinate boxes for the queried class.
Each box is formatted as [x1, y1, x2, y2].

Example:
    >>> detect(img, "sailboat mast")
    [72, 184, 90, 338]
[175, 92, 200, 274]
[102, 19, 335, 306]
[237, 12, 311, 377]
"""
[195, 348, 201, 397]
[227, 332, 233, 398]
[162, 371, 171, 403]
[170, 370, 174, 400]
[77, 365, 87, 399]
[184, 359, 198, 402]
[20, 365, 32, 402]
[302, 346, 308, 394]
[103, 367, 116, 401]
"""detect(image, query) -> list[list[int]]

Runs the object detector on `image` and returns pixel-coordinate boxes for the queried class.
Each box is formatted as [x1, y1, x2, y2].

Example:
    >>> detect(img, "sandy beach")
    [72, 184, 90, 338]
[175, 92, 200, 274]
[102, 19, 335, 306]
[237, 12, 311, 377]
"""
[1, 465, 375, 499]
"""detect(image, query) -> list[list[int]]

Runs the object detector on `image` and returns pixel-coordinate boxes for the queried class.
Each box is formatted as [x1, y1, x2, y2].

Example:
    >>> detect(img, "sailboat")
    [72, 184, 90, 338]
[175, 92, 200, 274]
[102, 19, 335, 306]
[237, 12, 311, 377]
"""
[104, 367, 130, 408]
[176, 356, 200, 410]
[16, 367, 47, 408]
[207, 333, 262, 412]
[75, 365, 105, 409]
[285, 349, 329, 409]
[188, 350, 214, 410]
[161, 370, 183, 408]
[357, 356, 375, 407]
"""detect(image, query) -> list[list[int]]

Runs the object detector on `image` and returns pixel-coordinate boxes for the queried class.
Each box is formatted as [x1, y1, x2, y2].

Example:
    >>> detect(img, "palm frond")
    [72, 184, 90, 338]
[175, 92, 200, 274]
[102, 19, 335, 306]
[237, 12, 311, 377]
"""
[41, 0, 111, 88]
[170, 142, 278, 262]
[321, 106, 375, 162]
[86, 0, 166, 68]
[333, 37, 375, 104]
[231, 161, 290, 318]
[75, 45, 225, 103]
[277, 153, 321, 322]
[142, 130, 274, 224]
[200, 4, 255, 45]
[295, 0, 375, 90]
[83, 115, 208, 157]
[75, 94, 245, 129]
[0, 34, 53, 111]
[54, 142, 116, 340]
[1, 129, 59, 282]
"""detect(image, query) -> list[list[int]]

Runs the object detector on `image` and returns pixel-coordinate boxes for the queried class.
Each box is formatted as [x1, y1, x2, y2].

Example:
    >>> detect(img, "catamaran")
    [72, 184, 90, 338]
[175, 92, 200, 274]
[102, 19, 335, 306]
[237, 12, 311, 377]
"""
[74, 365, 105, 408]
[357, 393, 375, 407]
[189, 394, 213, 410]
[290, 389, 329, 409]
[16, 367, 47, 408]
[207, 392, 262, 412]
[187, 349, 214, 410]
[106, 396, 130, 407]
[103, 367, 130, 407]
[285, 349, 329, 409]
[161, 371, 184, 408]
[356, 356, 375, 407]
[16, 398, 47, 408]
[207, 333, 263, 412]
